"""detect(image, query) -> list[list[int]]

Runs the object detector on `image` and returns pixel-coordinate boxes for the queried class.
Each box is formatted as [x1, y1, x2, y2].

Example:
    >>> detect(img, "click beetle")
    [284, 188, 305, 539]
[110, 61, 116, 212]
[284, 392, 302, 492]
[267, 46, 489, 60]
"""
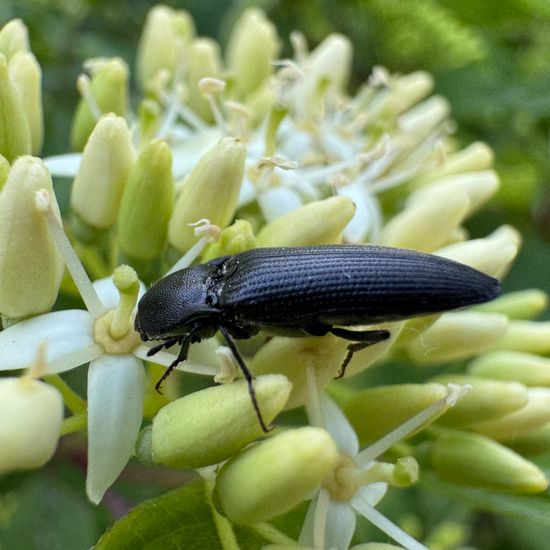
[135, 245, 500, 431]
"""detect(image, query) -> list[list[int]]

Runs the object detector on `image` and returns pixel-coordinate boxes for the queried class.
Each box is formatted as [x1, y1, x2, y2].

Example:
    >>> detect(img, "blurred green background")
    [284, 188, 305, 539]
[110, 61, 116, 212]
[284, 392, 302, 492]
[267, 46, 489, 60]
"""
[1, 0, 550, 548]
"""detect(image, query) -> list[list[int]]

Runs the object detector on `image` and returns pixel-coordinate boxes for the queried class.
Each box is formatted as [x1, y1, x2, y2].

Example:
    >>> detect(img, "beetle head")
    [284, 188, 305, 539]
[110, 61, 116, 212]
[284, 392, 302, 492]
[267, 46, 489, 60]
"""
[134, 264, 220, 341]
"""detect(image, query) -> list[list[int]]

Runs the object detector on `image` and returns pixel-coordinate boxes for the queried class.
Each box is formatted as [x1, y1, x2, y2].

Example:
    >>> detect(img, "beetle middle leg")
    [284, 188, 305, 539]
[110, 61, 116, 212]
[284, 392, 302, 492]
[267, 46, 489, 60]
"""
[154, 335, 192, 393]
[329, 328, 390, 378]
[219, 325, 270, 433]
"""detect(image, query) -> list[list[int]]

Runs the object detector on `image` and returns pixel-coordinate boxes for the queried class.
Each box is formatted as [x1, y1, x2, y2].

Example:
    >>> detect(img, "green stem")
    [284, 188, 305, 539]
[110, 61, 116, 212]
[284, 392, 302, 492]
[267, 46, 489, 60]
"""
[250, 523, 298, 545]
[45, 374, 87, 414]
[205, 480, 239, 550]
[61, 412, 88, 436]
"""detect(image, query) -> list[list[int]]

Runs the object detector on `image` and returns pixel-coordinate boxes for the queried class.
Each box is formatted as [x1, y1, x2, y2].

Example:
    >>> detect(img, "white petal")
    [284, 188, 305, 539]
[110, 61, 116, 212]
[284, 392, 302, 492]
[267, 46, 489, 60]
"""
[320, 394, 359, 455]
[258, 187, 303, 222]
[93, 277, 147, 310]
[132, 345, 218, 376]
[351, 491, 427, 550]
[171, 128, 221, 179]
[86, 355, 144, 504]
[339, 183, 374, 242]
[298, 497, 317, 547]
[43, 153, 82, 177]
[298, 489, 331, 548]
[356, 481, 388, 507]
[0, 310, 99, 372]
[325, 501, 356, 550]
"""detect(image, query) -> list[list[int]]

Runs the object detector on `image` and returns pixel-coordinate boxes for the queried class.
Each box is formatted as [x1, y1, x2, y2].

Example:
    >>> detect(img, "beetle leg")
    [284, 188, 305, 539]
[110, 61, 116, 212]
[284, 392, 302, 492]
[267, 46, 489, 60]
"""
[155, 335, 192, 393]
[219, 325, 270, 433]
[330, 328, 390, 378]
[146, 337, 179, 357]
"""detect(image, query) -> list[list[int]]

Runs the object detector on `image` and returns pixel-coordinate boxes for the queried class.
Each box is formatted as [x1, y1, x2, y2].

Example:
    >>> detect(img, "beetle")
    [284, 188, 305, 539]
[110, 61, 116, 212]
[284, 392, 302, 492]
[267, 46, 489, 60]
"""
[135, 245, 500, 431]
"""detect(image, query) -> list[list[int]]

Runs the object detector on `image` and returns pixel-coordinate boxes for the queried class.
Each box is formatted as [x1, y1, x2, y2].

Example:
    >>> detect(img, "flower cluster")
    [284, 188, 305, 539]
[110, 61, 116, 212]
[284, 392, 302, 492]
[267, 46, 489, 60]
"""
[0, 5, 549, 549]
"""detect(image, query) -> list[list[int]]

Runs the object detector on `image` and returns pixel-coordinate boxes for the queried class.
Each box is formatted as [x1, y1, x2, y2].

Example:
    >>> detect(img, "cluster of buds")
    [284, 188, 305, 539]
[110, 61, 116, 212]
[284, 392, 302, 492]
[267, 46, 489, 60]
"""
[0, 5, 549, 548]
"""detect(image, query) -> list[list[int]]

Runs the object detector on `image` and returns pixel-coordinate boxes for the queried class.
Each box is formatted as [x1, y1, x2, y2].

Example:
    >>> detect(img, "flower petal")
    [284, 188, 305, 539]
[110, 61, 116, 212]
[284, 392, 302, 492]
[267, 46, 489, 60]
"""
[351, 490, 427, 550]
[321, 394, 359, 455]
[356, 481, 387, 507]
[86, 354, 144, 504]
[324, 500, 356, 550]
[0, 310, 100, 372]
[43, 153, 82, 177]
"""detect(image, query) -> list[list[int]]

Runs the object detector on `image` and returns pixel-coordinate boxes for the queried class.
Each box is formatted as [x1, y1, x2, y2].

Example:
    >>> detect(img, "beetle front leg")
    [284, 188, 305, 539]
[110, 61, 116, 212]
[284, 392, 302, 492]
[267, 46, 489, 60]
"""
[219, 325, 270, 433]
[154, 334, 192, 393]
[330, 328, 390, 378]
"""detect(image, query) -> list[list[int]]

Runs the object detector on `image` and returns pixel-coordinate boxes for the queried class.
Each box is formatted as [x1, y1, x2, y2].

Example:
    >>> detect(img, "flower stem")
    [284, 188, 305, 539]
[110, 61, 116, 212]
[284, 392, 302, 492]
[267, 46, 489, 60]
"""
[205, 480, 239, 550]
[61, 412, 88, 436]
[45, 374, 87, 414]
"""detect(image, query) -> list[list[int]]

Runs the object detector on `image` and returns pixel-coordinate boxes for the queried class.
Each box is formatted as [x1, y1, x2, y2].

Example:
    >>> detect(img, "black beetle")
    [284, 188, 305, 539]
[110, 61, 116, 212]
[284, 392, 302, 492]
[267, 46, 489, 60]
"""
[135, 245, 500, 431]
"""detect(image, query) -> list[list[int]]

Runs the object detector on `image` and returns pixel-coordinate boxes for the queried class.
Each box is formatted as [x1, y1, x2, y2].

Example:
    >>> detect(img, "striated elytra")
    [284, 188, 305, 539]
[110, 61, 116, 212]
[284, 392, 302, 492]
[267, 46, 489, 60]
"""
[135, 245, 500, 431]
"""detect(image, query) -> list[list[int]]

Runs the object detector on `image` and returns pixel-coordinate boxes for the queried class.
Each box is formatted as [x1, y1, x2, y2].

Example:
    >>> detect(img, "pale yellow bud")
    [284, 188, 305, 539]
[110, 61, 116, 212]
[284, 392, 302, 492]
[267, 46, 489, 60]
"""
[257, 196, 356, 247]
[70, 114, 134, 230]
[0, 156, 63, 317]
[214, 427, 338, 524]
[473, 289, 548, 319]
[0, 19, 30, 59]
[8, 52, 43, 155]
[495, 320, 550, 355]
[168, 137, 245, 253]
[226, 8, 280, 98]
[510, 422, 550, 456]
[407, 312, 508, 364]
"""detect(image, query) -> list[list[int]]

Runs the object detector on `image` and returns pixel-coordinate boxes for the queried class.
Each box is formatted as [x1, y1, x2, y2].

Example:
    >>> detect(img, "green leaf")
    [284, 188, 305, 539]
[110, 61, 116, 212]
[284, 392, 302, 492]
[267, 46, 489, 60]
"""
[421, 472, 550, 525]
[94, 479, 270, 549]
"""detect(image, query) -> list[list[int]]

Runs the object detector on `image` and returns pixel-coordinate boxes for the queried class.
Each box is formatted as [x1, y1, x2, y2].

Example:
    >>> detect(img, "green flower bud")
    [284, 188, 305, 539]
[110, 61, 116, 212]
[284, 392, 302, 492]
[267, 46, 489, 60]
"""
[202, 219, 256, 261]
[509, 422, 550, 456]
[408, 171, 499, 216]
[250, 334, 348, 409]
[344, 383, 448, 446]
[152, 375, 291, 469]
[0, 53, 31, 161]
[406, 312, 508, 365]
[0, 153, 9, 190]
[469, 351, 550, 387]
[137, 99, 161, 145]
[117, 140, 174, 264]
[473, 289, 548, 320]
[0, 376, 63, 474]
[186, 38, 221, 121]
[398, 96, 450, 143]
[226, 8, 279, 98]
[430, 374, 528, 428]
[467, 388, 550, 441]
[8, 52, 43, 155]
[70, 114, 134, 231]
[168, 137, 245, 253]
[495, 320, 550, 355]
[0, 156, 63, 318]
[214, 427, 338, 524]
[429, 431, 548, 493]
[136, 5, 195, 90]
[379, 189, 469, 252]
[70, 58, 129, 151]
[0, 19, 30, 59]
[257, 196, 355, 247]
[436, 225, 520, 279]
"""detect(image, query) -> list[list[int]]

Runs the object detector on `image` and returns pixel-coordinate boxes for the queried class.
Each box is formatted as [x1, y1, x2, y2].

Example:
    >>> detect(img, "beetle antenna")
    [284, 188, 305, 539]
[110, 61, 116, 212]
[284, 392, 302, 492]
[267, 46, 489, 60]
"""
[219, 325, 270, 433]
[155, 335, 192, 394]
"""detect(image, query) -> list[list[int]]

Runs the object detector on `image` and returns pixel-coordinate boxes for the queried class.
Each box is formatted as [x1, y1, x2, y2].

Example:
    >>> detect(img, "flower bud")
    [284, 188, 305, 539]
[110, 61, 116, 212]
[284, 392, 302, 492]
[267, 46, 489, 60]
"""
[0, 19, 29, 59]
[473, 289, 547, 320]
[250, 334, 348, 409]
[468, 388, 550, 441]
[436, 225, 520, 279]
[430, 374, 528, 428]
[257, 196, 355, 247]
[136, 5, 195, 90]
[0, 156, 63, 317]
[70, 114, 134, 231]
[408, 171, 499, 216]
[344, 384, 448, 445]
[0, 376, 63, 474]
[429, 431, 548, 493]
[379, 190, 469, 252]
[214, 427, 338, 524]
[495, 320, 550, 355]
[117, 140, 174, 264]
[202, 219, 256, 261]
[137, 99, 161, 145]
[186, 38, 221, 121]
[398, 96, 450, 142]
[8, 52, 43, 155]
[70, 58, 129, 151]
[0, 53, 31, 161]
[226, 8, 279, 98]
[168, 137, 245, 253]
[152, 375, 291, 469]
[469, 351, 550, 387]
[0, 153, 9, 190]
[406, 312, 508, 365]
